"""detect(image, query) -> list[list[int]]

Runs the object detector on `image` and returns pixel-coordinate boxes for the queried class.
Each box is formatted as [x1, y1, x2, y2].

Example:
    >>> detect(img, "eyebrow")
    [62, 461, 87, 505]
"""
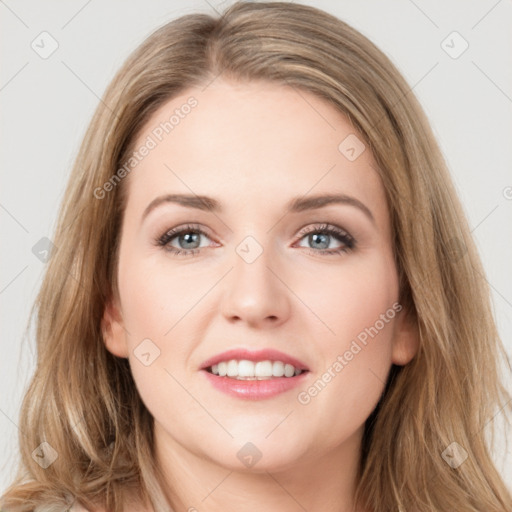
[141, 192, 375, 224]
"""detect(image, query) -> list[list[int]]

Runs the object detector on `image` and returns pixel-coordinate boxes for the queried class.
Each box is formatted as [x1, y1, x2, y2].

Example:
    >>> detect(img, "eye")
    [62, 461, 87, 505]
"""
[294, 223, 355, 255]
[156, 223, 213, 257]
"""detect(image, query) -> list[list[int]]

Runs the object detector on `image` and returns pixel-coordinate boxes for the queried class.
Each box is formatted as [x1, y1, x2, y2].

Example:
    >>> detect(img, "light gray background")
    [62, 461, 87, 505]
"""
[1, 0, 511, 496]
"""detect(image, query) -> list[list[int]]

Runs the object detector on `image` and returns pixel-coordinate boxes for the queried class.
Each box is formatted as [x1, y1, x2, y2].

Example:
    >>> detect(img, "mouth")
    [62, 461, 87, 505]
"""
[199, 348, 311, 400]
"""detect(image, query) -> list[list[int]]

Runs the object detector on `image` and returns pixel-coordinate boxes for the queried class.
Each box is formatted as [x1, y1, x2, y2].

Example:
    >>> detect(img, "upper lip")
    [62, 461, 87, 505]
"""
[200, 348, 310, 371]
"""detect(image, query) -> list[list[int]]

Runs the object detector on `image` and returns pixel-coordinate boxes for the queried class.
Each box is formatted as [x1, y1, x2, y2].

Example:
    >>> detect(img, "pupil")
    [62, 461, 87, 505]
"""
[181, 232, 200, 249]
[311, 233, 328, 249]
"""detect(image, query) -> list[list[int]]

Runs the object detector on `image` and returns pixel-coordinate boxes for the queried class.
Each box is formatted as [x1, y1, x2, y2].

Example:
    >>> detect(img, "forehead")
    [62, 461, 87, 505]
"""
[124, 78, 388, 226]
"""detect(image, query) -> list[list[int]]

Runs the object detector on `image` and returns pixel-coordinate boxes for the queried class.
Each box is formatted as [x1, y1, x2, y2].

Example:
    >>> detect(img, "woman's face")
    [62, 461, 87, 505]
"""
[103, 78, 418, 474]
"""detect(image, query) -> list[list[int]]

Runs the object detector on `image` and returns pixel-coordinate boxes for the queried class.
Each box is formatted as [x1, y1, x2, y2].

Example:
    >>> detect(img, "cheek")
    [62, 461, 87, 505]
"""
[118, 251, 206, 340]
[300, 250, 398, 350]
[116, 250, 216, 395]
[116, 254, 196, 419]
[296, 252, 399, 424]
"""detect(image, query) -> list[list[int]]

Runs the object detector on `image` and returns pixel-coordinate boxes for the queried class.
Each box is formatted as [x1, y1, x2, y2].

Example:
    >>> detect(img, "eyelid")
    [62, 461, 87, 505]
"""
[296, 222, 351, 237]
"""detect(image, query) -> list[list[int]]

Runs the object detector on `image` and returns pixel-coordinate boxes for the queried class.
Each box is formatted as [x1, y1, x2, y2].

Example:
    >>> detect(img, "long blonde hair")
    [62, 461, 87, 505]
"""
[2, 2, 511, 511]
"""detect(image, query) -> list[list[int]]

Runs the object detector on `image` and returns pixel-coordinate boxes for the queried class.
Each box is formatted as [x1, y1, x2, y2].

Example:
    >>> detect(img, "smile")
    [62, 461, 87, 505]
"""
[207, 359, 304, 379]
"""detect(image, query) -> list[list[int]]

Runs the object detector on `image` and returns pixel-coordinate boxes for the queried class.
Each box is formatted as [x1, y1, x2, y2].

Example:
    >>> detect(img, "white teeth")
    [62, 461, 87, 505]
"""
[239, 359, 255, 377]
[284, 364, 295, 377]
[255, 360, 273, 377]
[217, 362, 227, 376]
[209, 359, 304, 379]
[272, 361, 285, 377]
[227, 360, 238, 377]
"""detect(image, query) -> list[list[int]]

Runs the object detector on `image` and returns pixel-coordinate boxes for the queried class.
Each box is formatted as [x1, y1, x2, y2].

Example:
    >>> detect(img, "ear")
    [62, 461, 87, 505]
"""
[391, 306, 420, 366]
[101, 296, 129, 358]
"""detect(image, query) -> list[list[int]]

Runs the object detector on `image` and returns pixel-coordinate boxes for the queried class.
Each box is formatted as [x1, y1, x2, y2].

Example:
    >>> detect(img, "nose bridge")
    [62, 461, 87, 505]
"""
[220, 232, 290, 325]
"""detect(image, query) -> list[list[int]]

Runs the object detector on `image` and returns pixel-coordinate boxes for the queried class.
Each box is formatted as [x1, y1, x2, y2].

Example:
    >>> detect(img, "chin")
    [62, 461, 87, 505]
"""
[202, 436, 309, 473]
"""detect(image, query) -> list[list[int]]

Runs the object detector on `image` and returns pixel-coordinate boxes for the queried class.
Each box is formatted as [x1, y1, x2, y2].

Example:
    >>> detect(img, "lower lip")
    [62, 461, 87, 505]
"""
[201, 370, 309, 400]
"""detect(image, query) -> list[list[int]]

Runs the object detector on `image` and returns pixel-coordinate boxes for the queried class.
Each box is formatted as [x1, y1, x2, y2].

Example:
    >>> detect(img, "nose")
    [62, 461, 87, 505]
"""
[220, 239, 291, 328]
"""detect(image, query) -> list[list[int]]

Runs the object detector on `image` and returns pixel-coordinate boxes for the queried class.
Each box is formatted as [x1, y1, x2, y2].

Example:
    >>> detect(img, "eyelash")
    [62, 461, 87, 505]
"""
[155, 223, 356, 257]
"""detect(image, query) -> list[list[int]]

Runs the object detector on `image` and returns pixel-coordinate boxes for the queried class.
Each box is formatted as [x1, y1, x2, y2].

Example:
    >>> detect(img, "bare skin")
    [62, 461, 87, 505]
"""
[102, 78, 419, 512]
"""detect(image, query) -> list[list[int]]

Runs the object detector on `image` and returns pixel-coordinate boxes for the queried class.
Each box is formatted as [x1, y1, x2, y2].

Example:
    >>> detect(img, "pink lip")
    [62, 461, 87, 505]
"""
[199, 348, 310, 401]
[201, 370, 309, 400]
[199, 348, 310, 371]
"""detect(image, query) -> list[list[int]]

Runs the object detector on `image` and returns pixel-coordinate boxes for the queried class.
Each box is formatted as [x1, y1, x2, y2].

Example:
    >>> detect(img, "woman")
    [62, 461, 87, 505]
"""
[1, 2, 511, 511]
